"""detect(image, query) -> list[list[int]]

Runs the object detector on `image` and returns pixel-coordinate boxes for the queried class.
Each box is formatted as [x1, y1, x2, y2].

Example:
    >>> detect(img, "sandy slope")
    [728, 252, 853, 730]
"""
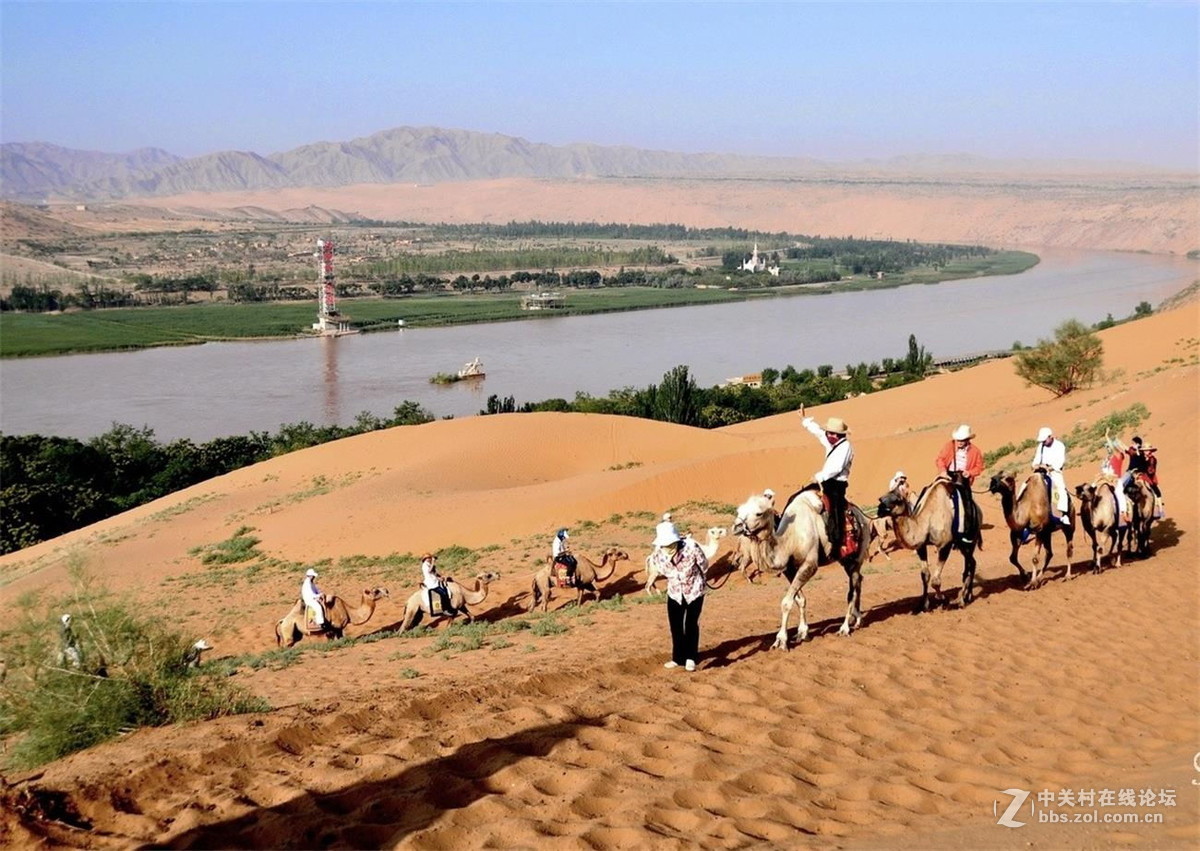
[1, 297, 1197, 847]
[125, 174, 1200, 254]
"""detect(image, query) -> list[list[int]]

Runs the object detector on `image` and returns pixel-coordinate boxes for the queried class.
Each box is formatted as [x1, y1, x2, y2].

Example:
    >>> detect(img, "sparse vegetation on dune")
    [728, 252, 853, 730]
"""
[0, 561, 268, 768]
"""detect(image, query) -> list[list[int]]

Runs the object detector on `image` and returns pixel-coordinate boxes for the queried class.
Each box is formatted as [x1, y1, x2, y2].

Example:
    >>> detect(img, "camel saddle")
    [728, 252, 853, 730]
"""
[795, 484, 860, 561]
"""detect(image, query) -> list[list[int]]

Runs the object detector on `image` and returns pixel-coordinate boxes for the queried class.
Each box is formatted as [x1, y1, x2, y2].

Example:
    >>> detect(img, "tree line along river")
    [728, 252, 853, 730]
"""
[0, 248, 1194, 442]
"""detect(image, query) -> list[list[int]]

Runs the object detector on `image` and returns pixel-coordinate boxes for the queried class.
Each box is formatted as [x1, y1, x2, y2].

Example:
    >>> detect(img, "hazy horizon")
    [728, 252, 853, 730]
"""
[2, 1, 1197, 171]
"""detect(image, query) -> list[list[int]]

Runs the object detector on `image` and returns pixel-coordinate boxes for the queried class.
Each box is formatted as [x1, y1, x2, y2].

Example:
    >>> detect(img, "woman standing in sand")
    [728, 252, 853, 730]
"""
[649, 518, 709, 672]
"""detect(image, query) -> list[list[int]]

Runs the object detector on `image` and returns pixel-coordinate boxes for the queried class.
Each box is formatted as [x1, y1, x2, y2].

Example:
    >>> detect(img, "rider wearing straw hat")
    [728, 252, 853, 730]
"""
[798, 404, 854, 555]
[936, 424, 984, 540]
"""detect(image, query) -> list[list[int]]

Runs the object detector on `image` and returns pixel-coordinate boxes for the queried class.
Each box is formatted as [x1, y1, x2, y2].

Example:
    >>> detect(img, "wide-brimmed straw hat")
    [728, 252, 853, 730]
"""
[420, 553, 434, 562]
[821, 417, 849, 435]
[952, 424, 975, 441]
[1037, 427, 1053, 442]
[653, 520, 684, 548]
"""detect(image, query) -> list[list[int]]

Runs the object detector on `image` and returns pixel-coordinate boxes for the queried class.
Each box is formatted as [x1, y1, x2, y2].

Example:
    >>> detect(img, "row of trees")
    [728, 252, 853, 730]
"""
[482, 335, 934, 428]
[0, 402, 434, 555]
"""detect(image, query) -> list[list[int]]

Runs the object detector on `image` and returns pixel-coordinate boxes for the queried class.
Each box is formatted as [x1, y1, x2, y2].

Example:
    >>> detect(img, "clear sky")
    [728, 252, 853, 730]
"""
[2, 1, 1197, 169]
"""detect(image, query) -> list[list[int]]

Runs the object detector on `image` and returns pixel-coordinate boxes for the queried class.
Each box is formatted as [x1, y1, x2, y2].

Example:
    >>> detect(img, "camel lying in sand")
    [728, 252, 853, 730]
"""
[530, 548, 629, 611]
[644, 527, 726, 594]
[732, 489, 871, 650]
[1076, 479, 1125, 572]
[275, 587, 389, 647]
[877, 476, 982, 611]
[399, 571, 501, 631]
[988, 470, 1075, 587]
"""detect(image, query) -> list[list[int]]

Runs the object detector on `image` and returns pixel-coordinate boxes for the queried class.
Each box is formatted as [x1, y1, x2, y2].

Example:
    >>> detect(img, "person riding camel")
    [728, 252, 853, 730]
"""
[300, 568, 327, 630]
[552, 528, 578, 587]
[1031, 427, 1070, 525]
[935, 424, 984, 541]
[1101, 429, 1132, 523]
[798, 404, 854, 557]
[1116, 433, 1165, 518]
[421, 553, 454, 614]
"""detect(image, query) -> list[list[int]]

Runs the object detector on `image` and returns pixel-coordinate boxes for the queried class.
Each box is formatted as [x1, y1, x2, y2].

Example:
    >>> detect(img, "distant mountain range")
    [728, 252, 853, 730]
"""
[0, 126, 1173, 203]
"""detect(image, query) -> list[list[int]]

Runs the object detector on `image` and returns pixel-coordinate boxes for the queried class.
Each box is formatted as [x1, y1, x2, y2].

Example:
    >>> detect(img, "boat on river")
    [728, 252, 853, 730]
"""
[456, 357, 485, 380]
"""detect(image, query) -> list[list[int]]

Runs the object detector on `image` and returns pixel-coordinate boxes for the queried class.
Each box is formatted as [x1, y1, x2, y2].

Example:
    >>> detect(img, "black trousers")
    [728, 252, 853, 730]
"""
[821, 479, 848, 552]
[666, 594, 704, 665]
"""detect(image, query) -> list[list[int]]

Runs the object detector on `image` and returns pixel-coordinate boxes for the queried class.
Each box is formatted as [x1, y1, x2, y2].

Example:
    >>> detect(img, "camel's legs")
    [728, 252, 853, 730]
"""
[839, 560, 863, 635]
[773, 589, 796, 650]
[957, 545, 977, 607]
[930, 544, 953, 606]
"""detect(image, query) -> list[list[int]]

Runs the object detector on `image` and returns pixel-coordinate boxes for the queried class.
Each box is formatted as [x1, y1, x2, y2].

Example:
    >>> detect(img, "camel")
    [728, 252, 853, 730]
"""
[275, 587, 389, 647]
[877, 476, 981, 611]
[1123, 475, 1157, 557]
[987, 470, 1075, 587]
[1075, 480, 1125, 572]
[728, 488, 777, 582]
[644, 528, 726, 594]
[732, 489, 871, 650]
[399, 571, 501, 631]
[530, 548, 629, 611]
[867, 479, 911, 562]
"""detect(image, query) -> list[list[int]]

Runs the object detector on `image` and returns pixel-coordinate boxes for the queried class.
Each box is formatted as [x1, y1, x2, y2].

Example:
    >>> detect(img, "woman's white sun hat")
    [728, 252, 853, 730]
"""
[1037, 427, 1054, 442]
[653, 520, 684, 548]
[305, 568, 319, 578]
[952, 424, 974, 441]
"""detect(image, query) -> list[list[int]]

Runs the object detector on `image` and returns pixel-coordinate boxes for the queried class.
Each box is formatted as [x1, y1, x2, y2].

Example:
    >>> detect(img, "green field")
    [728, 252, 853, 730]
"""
[0, 251, 1038, 358]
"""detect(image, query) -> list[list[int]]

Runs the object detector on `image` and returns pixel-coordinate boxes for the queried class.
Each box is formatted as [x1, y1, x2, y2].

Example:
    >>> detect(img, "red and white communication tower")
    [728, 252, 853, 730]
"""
[311, 238, 356, 335]
[316, 238, 338, 318]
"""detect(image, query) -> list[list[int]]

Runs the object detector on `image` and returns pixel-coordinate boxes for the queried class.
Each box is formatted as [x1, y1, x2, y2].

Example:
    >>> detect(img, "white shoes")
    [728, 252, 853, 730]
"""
[685, 660, 697, 672]
[666, 660, 698, 671]
[663, 661, 679, 669]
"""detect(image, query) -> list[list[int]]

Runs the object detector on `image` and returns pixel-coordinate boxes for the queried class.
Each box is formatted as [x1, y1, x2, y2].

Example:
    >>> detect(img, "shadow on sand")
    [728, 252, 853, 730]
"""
[146, 717, 603, 849]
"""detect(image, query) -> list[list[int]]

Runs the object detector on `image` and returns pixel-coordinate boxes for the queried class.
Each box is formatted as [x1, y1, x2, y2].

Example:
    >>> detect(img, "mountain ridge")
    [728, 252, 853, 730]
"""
[0, 125, 1178, 203]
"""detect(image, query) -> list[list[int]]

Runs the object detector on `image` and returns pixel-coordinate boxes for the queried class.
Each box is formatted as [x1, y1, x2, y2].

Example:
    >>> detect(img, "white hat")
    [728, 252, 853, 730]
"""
[951, 424, 974, 441]
[1037, 427, 1053, 442]
[305, 568, 319, 578]
[193, 639, 213, 651]
[653, 520, 684, 548]
[61, 613, 72, 625]
[661, 512, 672, 521]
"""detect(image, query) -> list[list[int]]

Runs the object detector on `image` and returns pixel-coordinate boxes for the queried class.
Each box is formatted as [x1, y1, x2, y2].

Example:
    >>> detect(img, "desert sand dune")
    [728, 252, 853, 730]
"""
[0, 291, 1197, 845]
[125, 174, 1200, 254]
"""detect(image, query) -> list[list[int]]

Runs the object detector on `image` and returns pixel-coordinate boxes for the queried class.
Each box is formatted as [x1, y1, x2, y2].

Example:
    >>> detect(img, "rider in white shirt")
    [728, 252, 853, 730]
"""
[300, 568, 326, 628]
[1031, 426, 1070, 524]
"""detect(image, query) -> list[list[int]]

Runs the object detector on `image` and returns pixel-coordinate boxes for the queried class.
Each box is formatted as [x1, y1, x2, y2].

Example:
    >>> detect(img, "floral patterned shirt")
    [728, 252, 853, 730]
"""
[651, 538, 709, 604]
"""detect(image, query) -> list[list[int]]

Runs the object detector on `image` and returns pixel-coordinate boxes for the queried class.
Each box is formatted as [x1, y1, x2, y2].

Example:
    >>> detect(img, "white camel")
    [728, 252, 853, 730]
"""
[732, 489, 871, 650]
[644, 525, 727, 594]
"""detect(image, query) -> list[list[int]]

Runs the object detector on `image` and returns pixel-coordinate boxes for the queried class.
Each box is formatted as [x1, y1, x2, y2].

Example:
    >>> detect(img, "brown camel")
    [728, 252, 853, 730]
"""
[1075, 479, 1125, 572]
[275, 587, 389, 647]
[530, 547, 629, 611]
[644, 528, 726, 594]
[988, 470, 1075, 587]
[877, 476, 981, 611]
[1123, 475, 1157, 557]
[399, 571, 501, 631]
[732, 489, 871, 650]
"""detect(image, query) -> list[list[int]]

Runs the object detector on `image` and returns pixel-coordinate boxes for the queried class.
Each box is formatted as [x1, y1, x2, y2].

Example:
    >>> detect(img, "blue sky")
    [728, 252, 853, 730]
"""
[2, 1, 1197, 168]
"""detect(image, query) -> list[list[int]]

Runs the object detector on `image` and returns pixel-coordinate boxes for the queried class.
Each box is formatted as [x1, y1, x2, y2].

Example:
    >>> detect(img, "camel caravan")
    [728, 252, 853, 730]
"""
[270, 419, 1167, 654]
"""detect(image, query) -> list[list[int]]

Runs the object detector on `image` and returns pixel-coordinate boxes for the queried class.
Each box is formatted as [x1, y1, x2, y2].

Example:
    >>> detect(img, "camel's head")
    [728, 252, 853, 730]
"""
[987, 472, 1013, 496]
[707, 527, 728, 542]
[733, 494, 774, 539]
[876, 490, 910, 519]
[604, 548, 630, 564]
[367, 587, 389, 600]
[476, 571, 502, 585]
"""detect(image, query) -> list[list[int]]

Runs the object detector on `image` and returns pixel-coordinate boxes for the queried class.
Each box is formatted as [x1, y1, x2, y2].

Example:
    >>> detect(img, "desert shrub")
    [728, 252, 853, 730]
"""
[1013, 319, 1104, 397]
[188, 525, 262, 566]
[0, 564, 268, 768]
